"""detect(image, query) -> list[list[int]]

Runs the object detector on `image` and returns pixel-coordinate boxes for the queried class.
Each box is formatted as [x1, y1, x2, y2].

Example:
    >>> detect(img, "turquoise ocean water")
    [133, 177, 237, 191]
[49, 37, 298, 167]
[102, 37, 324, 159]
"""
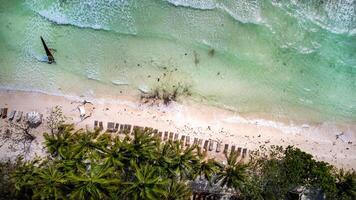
[0, 0, 355, 123]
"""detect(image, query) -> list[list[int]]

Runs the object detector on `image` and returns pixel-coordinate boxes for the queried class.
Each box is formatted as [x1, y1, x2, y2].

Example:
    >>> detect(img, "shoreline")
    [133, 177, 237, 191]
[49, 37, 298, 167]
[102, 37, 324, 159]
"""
[0, 89, 355, 170]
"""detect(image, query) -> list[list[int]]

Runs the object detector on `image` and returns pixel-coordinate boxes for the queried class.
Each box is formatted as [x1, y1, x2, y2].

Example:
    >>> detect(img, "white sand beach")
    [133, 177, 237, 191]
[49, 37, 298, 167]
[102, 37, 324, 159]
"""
[0, 89, 355, 169]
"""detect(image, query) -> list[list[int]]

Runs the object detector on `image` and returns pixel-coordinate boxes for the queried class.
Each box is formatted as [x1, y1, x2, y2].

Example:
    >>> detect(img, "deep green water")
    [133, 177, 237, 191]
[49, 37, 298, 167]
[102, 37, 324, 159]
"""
[0, 0, 355, 123]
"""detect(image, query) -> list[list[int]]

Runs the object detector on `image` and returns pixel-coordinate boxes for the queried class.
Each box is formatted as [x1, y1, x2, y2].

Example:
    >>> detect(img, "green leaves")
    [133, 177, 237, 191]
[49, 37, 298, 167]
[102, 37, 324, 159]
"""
[165, 180, 192, 200]
[5, 125, 355, 200]
[43, 125, 75, 159]
[129, 129, 160, 163]
[169, 142, 200, 180]
[215, 152, 248, 192]
[10, 124, 203, 200]
[335, 170, 356, 200]
[245, 145, 353, 200]
[122, 162, 168, 200]
[32, 164, 68, 200]
[196, 158, 222, 183]
[67, 164, 119, 200]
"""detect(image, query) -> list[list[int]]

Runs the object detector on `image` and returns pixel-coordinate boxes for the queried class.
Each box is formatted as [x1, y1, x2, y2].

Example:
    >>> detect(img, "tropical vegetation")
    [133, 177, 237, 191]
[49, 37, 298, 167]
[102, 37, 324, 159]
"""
[0, 124, 355, 200]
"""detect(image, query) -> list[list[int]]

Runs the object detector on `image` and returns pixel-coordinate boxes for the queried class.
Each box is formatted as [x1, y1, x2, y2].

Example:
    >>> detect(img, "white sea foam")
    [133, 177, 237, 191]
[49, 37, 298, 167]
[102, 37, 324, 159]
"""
[138, 85, 150, 94]
[216, 0, 262, 24]
[167, 0, 263, 24]
[303, 88, 311, 92]
[27, 0, 355, 38]
[167, 0, 216, 10]
[273, 0, 356, 36]
[223, 115, 302, 134]
[85, 66, 100, 81]
[111, 80, 129, 86]
[27, 0, 137, 34]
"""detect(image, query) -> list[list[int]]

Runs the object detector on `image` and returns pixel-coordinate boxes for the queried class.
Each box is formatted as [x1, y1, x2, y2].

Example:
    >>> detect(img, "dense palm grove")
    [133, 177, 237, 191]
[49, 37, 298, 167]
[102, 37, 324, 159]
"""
[0, 124, 355, 200]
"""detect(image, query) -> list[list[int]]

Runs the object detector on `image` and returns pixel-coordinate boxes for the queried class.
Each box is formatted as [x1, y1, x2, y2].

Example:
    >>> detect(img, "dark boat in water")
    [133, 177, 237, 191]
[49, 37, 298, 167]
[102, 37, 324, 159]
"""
[40, 36, 55, 64]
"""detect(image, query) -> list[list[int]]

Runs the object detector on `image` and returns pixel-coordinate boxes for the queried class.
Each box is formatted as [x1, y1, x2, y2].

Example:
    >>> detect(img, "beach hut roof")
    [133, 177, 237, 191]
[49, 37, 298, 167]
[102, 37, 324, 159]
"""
[27, 111, 42, 127]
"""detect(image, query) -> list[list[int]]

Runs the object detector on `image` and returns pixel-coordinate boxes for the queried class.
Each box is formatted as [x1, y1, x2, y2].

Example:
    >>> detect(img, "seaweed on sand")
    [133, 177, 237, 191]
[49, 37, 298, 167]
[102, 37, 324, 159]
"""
[140, 67, 192, 105]
[141, 83, 192, 105]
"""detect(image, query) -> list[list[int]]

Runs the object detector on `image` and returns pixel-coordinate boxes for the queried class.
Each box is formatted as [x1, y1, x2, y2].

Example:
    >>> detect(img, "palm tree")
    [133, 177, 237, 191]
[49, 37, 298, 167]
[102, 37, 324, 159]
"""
[71, 129, 101, 160]
[11, 158, 38, 199]
[215, 152, 248, 193]
[43, 124, 76, 158]
[67, 164, 119, 200]
[122, 162, 168, 200]
[168, 142, 199, 180]
[100, 136, 128, 170]
[154, 141, 175, 177]
[31, 164, 67, 200]
[127, 130, 159, 163]
[95, 133, 114, 150]
[336, 170, 356, 200]
[164, 180, 192, 200]
[196, 158, 222, 183]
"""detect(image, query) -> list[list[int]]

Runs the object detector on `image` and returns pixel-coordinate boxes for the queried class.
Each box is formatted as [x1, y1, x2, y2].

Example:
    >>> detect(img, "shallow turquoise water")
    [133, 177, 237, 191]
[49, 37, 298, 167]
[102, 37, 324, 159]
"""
[0, 0, 355, 123]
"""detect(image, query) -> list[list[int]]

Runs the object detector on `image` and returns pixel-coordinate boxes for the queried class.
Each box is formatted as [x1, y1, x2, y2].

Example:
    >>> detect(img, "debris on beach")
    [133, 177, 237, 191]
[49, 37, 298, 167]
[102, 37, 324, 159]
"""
[336, 131, 353, 143]
[78, 105, 86, 119]
[73, 100, 94, 121]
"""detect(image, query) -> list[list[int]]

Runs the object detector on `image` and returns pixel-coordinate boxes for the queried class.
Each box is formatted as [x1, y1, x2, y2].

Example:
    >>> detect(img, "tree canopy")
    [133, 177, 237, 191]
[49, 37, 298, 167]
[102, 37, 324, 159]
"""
[0, 124, 354, 200]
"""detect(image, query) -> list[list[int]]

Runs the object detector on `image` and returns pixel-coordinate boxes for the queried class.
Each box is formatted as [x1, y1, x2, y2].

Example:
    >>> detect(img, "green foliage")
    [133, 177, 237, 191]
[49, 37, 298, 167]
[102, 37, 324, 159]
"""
[165, 180, 192, 200]
[67, 164, 118, 200]
[43, 124, 76, 158]
[215, 151, 248, 193]
[31, 164, 67, 200]
[196, 158, 222, 183]
[169, 142, 200, 180]
[1, 125, 355, 200]
[7, 124, 203, 200]
[122, 162, 167, 199]
[0, 159, 19, 200]
[246, 145, 354, 200]
[335, 170, 356, 200]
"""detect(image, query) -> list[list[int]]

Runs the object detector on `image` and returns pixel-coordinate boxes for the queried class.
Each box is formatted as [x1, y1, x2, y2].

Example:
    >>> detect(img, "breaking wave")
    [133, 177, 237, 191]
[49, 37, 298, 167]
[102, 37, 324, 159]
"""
[26, 0, 355, 36]
[166, 0, 216, 10]
[167, 0, 263, 24]
[168, 0, 355, 35]
[25, 0, 137, 34]
[272, 0, 356, 36]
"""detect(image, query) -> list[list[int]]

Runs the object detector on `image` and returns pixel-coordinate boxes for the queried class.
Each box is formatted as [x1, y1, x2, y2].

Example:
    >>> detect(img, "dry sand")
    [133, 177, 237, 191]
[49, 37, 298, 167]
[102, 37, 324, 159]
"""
[0, 89, 355, 170]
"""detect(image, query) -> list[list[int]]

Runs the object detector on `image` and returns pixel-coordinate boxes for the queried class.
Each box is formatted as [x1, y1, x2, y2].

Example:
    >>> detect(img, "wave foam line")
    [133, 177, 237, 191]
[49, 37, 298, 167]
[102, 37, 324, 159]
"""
[167, 0, 263, 24]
